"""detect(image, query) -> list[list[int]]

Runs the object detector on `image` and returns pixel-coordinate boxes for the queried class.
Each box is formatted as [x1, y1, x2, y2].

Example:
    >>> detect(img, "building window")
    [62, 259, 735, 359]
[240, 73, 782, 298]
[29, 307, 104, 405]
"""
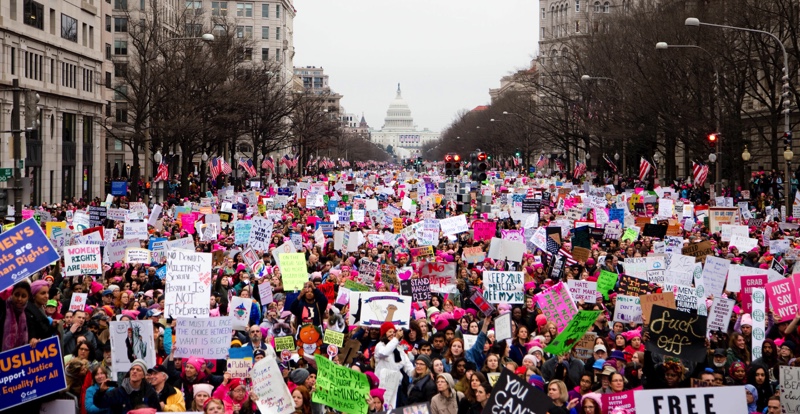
[186, 23, 202, 37]
[115, 106, 128, 123]
[594, 1, 600, 12]
[106, 71, 111, 87]
[114, 40, 128, 55]
[261, 26, 269, 39]
[82, 68, 94, 92]
[275, 49, 280, 62]
[61, 62, 77, 88]
[211, 1, 227, 16]
[114, 0, 127, 10]
[114, 17, 128, 32]
[236, 26, 252, 38]
[105, 43, 112, 59]
[276, 27, 280, 40]
[237, 3, 252, 17]
[276, 4, 280, 18]
[576, 0, 580, 11]
[114, 62, 127, 77]
[106, 102, 112, 117]
[575, 21, 580, 32]
[541, 8, 545, 19]
[603, 1, 610, 12]
[61, 14, 78, 42]
[261, 4, 268, 17]
[114, 85, 127, 101]
[242, 48, 252, 61]
[106, 15, 111, 31]
[261, 48, 269, 61]
[186, 1, 202, 15]
[24, 0, 44, 30]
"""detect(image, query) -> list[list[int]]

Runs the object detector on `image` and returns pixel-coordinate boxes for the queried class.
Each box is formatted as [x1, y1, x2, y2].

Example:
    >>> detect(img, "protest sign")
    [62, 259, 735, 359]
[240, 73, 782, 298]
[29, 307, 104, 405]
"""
[470, 290, 496, 316]
[251, 356, 295, 414]
[701, 256, 730, 298]
[105, 238, 140, 264]
[574, 332, 598, 361]
[234, 220, 253, 245]
[64, 244, 102, 276]
[681, 240, 714, 262]
[400, 277, 431, 302]
[314, 354, 370, 414]
[480, 369, 552, 414]
[0, 219, 60, 292]
[420, 262, 457, 293]
[545, 310, 601, 355]
[279, 252, 307, 291]
[349, 292, 412, 328]
[463, 246, 486, 264]
[487, 237, 525, 262]
[324, 329, 345, 347]
[230, 296, 253, 330]
[439, 214, 469, 236]
[781, 366, 800, 414]
[165, 250, 212, 318]
[69, 292, 88, 312]
[124, 247, 151, 264]
[274, 335, 295, 352]
[109, 320, 157, 376]
[706, 296, 735, 334]
[613, 294, 643, 324]
[123, 221, 148, 240]
[258, 282, 273, 305]
[639, 292, 676, 321]
[634, 386, 747, 414]
[0, 336, 66, 411]
[472, 221, 496, 241]
[766, 278, 798, 322]
[357, 259, 379, 286]
[567, 279, 597, 303]
[173, 317, 232, 359]
[645, 305, 707, 363]
[740, 274, 767, 314]
[482, 271, 524, 304]
[88, 205, 107, 227]
[663, 283, 700, 314]
[752, 288, 766, 361]
[597, 270, 618, 300]
[618, 274, 652, 297]
[227, 346, 253, 379]
[535, 282, 578, 332]
[623, 256, 665, 281]
[249, 217, 274, 251]
[271, 241, 296, 267]
[602, 390, 636, 414]
[494, 312, 512, 341]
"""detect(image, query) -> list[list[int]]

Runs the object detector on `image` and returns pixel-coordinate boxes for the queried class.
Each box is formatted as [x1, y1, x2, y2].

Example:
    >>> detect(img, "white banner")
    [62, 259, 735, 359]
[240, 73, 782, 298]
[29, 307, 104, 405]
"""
[64, 244, 102, 276]
[251, 356, 295, 414]
[173, 317, 233, 359]
[438, 215, 469, 235]
[634, 386, 746, 413]
[165, 250, 212, 318]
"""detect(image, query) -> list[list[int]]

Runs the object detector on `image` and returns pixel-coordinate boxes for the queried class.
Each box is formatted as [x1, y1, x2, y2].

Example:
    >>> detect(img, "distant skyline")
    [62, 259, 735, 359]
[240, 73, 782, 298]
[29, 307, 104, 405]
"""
[293, 0, 540, 133]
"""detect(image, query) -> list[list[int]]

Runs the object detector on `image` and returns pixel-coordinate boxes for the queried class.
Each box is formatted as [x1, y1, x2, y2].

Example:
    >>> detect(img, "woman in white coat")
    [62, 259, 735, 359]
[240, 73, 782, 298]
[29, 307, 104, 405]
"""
[374, 322, 415, 380]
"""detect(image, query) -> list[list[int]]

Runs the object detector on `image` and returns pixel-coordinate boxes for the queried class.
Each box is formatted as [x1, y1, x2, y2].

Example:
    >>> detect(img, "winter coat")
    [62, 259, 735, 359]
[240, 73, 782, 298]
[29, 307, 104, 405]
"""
[92, 379, 160, 414]
[84, 384, 112, 414]
[407, 374, 437, 404]
[374, 338, 414, 379]
[156, 383, 186, 412]
[430, 390, 464, 414]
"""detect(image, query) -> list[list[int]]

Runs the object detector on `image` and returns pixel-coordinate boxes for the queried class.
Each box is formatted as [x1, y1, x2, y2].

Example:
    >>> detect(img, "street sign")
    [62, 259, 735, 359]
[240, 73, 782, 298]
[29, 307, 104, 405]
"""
[0, 168, 12, 182]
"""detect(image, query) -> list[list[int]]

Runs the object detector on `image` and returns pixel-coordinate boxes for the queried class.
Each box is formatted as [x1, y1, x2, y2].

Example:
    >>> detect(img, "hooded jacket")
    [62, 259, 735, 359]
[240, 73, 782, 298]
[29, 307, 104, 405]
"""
[430, 373, 464, 414]
[92, 378, 160, 414]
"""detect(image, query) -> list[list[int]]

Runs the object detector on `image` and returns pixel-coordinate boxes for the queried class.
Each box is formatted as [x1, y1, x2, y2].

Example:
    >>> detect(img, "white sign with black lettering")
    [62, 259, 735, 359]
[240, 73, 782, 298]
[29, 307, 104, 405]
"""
[633, 386, 746, 414]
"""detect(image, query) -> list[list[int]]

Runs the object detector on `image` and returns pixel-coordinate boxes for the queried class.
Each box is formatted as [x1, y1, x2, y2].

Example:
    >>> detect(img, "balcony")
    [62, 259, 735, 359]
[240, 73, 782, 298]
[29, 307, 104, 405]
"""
[63, 141, 76, 166]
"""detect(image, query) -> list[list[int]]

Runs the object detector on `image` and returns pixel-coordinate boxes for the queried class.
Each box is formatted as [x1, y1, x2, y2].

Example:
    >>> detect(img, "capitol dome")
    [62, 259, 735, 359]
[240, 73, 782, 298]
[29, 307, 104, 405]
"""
[383, 84, 414, 130]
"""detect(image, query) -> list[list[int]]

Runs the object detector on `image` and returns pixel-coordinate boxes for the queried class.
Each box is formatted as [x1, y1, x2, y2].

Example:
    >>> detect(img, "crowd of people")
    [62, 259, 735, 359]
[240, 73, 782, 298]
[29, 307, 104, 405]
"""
[1, 164, 795, 414]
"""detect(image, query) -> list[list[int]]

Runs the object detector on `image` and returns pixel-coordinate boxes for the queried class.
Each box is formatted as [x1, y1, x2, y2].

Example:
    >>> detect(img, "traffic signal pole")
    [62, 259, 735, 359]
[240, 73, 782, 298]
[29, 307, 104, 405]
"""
[11, 79, 21, 225]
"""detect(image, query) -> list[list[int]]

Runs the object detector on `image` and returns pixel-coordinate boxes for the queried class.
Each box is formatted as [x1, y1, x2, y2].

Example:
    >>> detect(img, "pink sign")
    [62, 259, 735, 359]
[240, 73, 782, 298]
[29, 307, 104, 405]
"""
[766, 278, 797, 322]
[535, 282, 577, 332]
[501, 229, 525, 243]
[181, 213, 197, 234]
[473, 222, 496, 242]
[420, 262, 456, 294]
[22, 209, 34, 220]
[602, 389, 636, 414]
[740, 274, 768, 314]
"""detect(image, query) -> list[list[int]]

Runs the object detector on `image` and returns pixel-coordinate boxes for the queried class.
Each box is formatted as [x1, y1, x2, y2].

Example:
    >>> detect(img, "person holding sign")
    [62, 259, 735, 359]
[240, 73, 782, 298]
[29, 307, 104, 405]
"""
[374, 322, 415, 379]
[93, 358, 161, 413]
[290, 281, 329, 327]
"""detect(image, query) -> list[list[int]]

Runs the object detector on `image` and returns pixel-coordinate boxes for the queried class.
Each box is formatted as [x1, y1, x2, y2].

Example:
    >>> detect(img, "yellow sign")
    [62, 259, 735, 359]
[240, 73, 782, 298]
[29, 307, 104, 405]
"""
[393, 218, 403, 234]
[46, 221, 67, 238]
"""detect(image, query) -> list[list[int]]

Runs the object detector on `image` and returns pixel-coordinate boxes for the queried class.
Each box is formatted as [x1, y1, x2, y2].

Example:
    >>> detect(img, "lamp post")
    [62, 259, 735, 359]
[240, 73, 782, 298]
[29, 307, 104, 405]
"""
[201, 152, 208, 193]
[742, 145, 751, 190]
[153, 150, 162, 203]
[656, 41, 723, 191]
[685, 17, 793, 217]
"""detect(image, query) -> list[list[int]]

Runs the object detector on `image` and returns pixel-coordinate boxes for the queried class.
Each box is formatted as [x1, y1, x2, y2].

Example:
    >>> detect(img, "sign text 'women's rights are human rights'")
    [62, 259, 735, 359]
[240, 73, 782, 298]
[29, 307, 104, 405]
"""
[0, 219, 60, 292]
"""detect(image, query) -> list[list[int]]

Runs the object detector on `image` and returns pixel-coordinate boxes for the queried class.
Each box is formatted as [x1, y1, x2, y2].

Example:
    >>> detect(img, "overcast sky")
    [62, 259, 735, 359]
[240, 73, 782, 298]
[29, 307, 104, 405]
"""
[293, 0, 539, 133]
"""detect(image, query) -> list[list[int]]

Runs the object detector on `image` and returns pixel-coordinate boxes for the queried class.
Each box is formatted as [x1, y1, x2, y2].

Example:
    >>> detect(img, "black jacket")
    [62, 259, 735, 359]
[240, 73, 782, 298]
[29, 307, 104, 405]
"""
[93, 379, 160, 414]
[25, 301, 56, 340]
[407, 374, 437, 404]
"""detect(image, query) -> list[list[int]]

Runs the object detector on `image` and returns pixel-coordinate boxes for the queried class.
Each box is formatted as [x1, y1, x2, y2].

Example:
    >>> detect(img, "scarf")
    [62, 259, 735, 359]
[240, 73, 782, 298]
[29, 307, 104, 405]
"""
[3, 301, 28, 351]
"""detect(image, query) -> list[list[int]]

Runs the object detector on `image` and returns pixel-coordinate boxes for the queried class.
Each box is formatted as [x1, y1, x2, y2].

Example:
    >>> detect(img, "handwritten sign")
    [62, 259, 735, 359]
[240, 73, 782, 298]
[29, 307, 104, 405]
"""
[480, 369, 552, 414]
[545, 310, 601, 355]
[535, 282, 578, 332]
[473, 221, 497, 241]
[124, 247, 151, 264]
[639, 292, 676, 321]
[173, 317, 232, 359]
[323, 329, 345, 347]
[767, 278, 798, 322]
[567, 279, 597, 303]
[249, 217, 274, 251]
[165, 250, 212, 318]
[420, 262, 457, 293]
[706, 296, 735, 334]
[482, 271, 524, 304]
[463, 247, 486, 264]
[613, 294, 643, 324]
[64, 244, 102, 276]
[645, 305, 707, 362]
[313, 354, 370, 414]
[252, 356, 295, 414]
[597, 270, 618, 300]
[400, 277, 431, 302]
[279, 253, 308, 292]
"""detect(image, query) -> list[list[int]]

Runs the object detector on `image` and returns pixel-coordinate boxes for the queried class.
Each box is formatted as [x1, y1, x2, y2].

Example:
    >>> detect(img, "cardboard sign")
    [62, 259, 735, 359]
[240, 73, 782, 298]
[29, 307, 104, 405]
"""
[482, 271, 525, 304]
[639, 292, 676, 320]
[0, 336, 67, 411]
[480, 369, 552, 414]
[567, 279, 597, 303]
[64, 244, 102, 276]
[634, 386, 747, 414]
[681, 240, 714, 262]
[645, 305, 707, 363]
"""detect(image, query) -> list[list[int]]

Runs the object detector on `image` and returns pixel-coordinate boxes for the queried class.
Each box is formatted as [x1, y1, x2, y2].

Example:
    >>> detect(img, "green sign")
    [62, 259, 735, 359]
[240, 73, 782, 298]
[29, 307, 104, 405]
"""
[274, 335, 295, 352]
[544, 310, 601, 356]
[0, 168, 12, 183]
[344, 280, 370, 292]
[279, 252, 308, 291]
[313, 354, 370, 414]
[597, 270, 618, 300]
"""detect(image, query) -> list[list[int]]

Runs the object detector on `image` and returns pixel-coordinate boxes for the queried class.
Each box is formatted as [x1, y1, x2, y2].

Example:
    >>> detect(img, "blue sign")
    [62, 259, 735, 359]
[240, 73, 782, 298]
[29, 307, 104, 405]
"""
[0, 219, 60, 293]
[0, 336, 67, 410]
[234, 203, 247, 215]
[148, 237, 167, 251]
[156, 265, 167, 280]
[608, 208, 624, 223]
[110, 181, 128, 196]
[316, 221, 334, 236]
[529, 166, 536, 173]
[425, 183, 436, 195]
[327, 200, 338, 213]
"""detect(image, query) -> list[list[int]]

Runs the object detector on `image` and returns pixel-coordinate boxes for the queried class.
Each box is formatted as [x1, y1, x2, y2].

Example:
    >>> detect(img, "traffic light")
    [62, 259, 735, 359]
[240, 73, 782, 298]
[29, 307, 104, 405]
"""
[445, 153, 461, 176]
[707, 133, 718, 149]
[24, 90, 40, 140]
[785, 132, 793, 148]
[471, 151, 488, 181]
[515, 149, 521, 157]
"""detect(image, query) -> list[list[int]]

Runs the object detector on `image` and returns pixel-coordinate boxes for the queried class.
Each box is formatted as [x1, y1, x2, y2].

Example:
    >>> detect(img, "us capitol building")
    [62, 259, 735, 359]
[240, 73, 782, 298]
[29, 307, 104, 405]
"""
[370, 84, 440, 159]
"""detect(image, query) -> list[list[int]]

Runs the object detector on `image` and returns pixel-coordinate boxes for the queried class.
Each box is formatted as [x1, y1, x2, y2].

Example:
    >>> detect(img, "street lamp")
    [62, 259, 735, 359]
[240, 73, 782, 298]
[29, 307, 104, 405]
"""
[154, 150, 162, 203]
[686, 16, 793, 216]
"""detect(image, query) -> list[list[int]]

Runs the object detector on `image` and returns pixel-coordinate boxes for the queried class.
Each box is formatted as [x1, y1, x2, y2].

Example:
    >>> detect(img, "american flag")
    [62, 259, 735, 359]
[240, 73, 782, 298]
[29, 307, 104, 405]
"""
[513, 156, 521, 167]
[154, 159, 169, 182]
[693, 161, 709, 187]
[554, 158, 565, 172]
[639, 157, 652, 182]
[280, 154, 291, 167]
[543, 241, 577, 266]
[603, 153, 618, 173]
[573, 160, 586, 178]
[536, 154, 548, 168]
[238, 158, 257, 176]
[220, 157, 232, 175]
[262, 156, 275, 171]
[209, 157, 222, 180]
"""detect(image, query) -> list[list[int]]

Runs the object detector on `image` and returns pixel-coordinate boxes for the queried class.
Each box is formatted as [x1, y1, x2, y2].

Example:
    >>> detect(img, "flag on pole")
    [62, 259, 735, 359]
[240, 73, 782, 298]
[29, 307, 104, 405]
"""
[238, 158, 257, 176]
[220, 157, 232, 175]
[573, 160, 586, 178]
[692, 161, 709, 187]
[209, 157, 222, 180]
[262, 156, 275, 171]
[536, 154, 548, 168]
[639, 157, 652, 182]
[602, 154, 618, 173]
[154, 159, 169, 182]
